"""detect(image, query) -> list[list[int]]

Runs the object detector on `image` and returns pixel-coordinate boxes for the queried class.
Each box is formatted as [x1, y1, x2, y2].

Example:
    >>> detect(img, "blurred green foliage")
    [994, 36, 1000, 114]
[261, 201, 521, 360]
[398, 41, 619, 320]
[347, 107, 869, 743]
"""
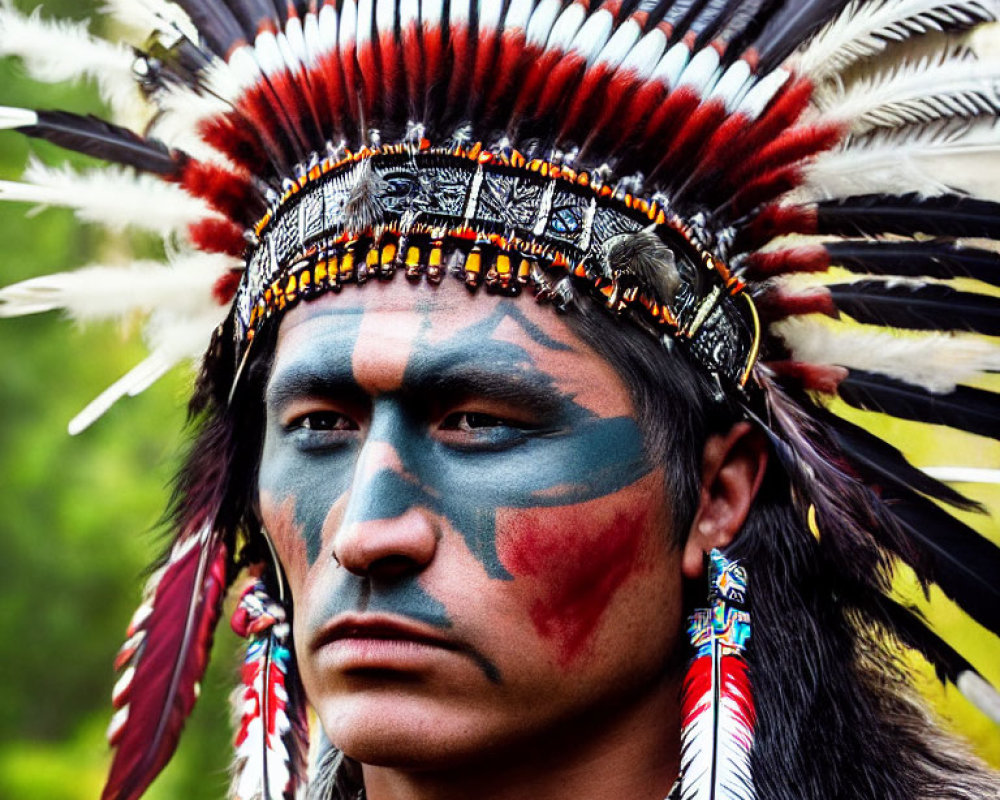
[0, 4, 996, 800]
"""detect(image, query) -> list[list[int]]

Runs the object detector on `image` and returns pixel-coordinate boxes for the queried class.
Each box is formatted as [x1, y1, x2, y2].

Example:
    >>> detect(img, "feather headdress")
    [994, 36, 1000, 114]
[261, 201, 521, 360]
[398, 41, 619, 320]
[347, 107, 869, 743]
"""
[1, 0, 999, 798]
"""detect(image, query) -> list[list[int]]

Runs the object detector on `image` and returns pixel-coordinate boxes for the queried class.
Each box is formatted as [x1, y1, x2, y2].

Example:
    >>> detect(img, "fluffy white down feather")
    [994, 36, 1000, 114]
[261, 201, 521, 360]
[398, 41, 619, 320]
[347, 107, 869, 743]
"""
[796, 118, 1000, 202]
[0, 159, 220, 235]
[772, 315, 1000, 393]
[0, 2, 144, 122]
[0, 252, 234, 321]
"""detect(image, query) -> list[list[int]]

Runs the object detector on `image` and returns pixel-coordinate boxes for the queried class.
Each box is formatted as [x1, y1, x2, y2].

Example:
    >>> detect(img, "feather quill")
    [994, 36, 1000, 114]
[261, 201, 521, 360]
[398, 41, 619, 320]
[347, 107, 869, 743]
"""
[104, 527, 228, 800]
[795, 0, 1000, 82]
[0, 159, 219, 235]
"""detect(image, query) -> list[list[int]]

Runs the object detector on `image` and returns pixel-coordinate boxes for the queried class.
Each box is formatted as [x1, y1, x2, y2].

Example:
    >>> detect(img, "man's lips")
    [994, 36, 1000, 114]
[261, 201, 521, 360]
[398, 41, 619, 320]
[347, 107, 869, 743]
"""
[311, 614, 458, 654]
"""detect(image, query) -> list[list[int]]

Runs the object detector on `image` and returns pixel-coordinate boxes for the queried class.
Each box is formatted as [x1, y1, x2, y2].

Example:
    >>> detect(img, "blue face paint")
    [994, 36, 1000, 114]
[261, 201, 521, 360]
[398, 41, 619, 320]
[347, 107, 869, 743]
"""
[260, 301, 651, 649]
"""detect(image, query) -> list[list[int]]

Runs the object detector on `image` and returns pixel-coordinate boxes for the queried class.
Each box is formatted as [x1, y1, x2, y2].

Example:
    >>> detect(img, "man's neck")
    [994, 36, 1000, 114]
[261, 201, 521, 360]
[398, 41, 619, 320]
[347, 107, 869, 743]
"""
[360, 673, 681, 800]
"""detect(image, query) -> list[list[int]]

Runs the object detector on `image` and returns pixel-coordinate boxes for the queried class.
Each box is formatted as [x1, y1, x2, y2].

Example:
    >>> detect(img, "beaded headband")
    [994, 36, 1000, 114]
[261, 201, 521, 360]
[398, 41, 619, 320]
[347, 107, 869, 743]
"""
[239, 141, 759, 387]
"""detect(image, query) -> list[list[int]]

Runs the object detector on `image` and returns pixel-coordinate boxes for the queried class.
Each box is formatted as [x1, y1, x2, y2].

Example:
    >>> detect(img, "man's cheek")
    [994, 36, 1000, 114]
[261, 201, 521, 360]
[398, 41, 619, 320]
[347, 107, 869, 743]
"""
[259, 492, 310, 588]
[495, 498, 653, 668]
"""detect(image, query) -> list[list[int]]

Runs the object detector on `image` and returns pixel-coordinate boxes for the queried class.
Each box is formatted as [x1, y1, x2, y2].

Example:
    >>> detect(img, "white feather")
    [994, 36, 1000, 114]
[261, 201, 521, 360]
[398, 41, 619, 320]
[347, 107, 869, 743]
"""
[476, 0, 503, 40]
[956, 671, 1000, 724]
[710, 60, 753, 111]
[569, 6, 614, 65]
[0, 159, 218, 235]
[503, 0, 535, 33]
[737, 68, 790, 119]
[676, 46, 721, 94]
[593, 15, 641, 70]
[0, 252, 233, 322]
[815, 54, 1000, 134]
[772, 315, 1000, 393]
[0, 105, 37, 129]
[795, 0, 1000, 82]
[545, 1, 587, 52]
[68, 306, 223, 435]
[619, 26, 668, 79]
[146, 85, 232, 161]
[421, 0, 444, 32]
[652, 41, 691, 90]
[100, 0, 198, 42]
[798, 118, 1000, 202]
[525, 0, 562, 47]
[0, 3, 144, 121]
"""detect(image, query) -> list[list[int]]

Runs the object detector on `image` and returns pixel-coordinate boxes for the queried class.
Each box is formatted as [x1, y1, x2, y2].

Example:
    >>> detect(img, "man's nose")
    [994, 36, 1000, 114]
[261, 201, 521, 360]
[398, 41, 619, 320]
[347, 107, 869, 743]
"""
[331, 435, 439, 580]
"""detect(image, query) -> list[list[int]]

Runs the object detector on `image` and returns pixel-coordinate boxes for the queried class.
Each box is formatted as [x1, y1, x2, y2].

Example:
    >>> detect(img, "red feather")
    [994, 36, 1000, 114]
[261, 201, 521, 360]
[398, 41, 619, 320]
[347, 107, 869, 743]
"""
[189, 218, 247, 258]
[182, 160, 261, 225]
[103, 529, 228, 800]
[198, 111, 272, 176]
[756, 286, 838, 321]
[743, 245, 831, 279]
[734, 203, 818, 252]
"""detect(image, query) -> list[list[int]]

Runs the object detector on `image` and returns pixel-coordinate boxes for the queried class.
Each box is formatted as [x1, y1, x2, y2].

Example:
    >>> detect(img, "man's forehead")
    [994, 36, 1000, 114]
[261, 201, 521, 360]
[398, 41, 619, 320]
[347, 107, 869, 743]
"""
[274, 279, 577, 351]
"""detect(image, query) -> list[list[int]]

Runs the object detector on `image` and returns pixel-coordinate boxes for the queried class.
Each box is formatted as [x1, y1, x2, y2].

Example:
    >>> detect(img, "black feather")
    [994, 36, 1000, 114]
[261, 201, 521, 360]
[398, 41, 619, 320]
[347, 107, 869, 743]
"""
[752, 0, 851, 72]
[817, 193, 1000, 239]
[814, 407, 980, 511]
[887, 492, 1000, 636]
[17, 110, 184, 176]
[714, 0, 783, 60]
[825, 241, 1000, 288]
[827, 280, 1000, 336]
[170, 0, 246, 58]
[874, 597, 979, 686]
[223, 0, 280, 40]
[839, 369, 1000, 440]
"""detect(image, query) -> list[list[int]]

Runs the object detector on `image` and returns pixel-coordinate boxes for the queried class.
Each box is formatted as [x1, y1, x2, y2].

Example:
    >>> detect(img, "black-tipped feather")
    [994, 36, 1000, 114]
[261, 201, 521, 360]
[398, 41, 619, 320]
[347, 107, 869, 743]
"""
[825, 241, 1000, 288]
[17, 110, 184, 176]
[752, 0, 851, 72]
[887, 492, 1000, 636]
[815, 407, 980, 511]
[839, 369, 1000, 441]
[828, 280, 1000, 336]
[817, 193, 1000, 239]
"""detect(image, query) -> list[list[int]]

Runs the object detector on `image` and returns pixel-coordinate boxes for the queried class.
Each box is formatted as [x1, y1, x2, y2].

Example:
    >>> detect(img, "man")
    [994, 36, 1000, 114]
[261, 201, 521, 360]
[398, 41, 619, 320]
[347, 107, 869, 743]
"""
[1, 1, 998, 799]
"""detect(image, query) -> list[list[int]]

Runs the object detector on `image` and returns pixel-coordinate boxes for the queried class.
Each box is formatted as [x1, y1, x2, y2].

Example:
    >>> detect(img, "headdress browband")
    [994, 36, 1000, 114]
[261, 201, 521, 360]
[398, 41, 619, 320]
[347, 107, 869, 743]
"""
[238, 140, 760, 388]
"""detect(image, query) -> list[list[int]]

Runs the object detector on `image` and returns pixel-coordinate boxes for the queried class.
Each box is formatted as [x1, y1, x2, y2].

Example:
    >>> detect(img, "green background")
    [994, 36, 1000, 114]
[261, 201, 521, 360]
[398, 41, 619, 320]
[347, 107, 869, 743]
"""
[0, 3, 996, 799]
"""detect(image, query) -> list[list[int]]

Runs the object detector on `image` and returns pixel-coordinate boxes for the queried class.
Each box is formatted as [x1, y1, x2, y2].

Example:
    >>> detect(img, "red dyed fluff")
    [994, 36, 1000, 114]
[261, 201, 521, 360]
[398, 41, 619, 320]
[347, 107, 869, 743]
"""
[766, 361, 848, 395]
[212, 269, 244, 305]
[726, 164, 804, 218]
[188, 218, 247, 258]
[734, 203, 818, 252]
[653, 98, 727, 184]
[756, 286, 838, 321]
[743, 246, 831, 278]
[182, 161, 258, 224]
[199, 111, 270, 175]
[640, 86, 700, 161]
[732, 122, 845, 187]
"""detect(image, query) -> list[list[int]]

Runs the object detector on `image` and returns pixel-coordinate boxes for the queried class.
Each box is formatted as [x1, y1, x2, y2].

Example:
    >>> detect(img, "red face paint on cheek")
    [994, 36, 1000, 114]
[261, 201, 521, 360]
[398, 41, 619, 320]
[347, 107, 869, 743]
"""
[497, 501, 651, 667]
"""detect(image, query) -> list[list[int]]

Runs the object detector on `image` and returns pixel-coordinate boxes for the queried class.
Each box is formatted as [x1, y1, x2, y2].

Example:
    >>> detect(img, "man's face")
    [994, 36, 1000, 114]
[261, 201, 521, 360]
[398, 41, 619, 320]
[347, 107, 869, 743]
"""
[258, 279, 686, 767]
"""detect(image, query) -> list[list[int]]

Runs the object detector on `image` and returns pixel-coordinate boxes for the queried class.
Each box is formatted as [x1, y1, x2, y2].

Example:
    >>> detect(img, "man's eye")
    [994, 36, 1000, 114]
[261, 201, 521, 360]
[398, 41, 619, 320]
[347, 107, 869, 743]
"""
[441, 412, 508, 432]
[289, 411, 357, 432]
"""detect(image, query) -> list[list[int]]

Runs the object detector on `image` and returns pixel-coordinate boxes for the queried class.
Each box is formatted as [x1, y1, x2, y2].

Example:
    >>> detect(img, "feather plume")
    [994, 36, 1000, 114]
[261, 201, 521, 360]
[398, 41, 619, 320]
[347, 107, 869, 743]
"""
[104, 527, 228, 800]
[13, 108, 184, 175]
[230, 581, 309, 800]
[823, 238, 1000, 287]
[0, 252, 234, 322]
[678, 550, 755, 800]
[799, 119, 1000, 202]
[814, 53, 1000, 134]
[0, 2, 143, 121]
[816, 192, 1000, 238]
[771, 315, 1000, 393]
[813, 406, 979, 510]
[838, 368, 1000, 440]
[0, 159, 219, 235]
[795, 0, 999, 82]
[826, 279, 1000, 335]
[923, 466, 1000, 483]
[100, 0, 200, 43]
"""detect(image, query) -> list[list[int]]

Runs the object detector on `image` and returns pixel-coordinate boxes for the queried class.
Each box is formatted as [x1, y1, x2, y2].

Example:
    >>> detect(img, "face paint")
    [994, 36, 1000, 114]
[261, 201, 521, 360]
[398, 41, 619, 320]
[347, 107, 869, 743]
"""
[261, 293, 658, 671]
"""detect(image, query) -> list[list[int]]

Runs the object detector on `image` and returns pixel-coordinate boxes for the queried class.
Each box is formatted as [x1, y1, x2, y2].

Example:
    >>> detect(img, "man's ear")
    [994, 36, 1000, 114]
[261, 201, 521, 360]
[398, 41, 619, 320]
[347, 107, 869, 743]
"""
[682, 422, 768, 580]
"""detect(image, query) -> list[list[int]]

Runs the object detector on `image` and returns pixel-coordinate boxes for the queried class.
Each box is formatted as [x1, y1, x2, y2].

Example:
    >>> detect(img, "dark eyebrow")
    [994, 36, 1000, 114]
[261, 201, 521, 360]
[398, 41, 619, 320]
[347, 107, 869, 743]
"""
[265, 362, 365, 412]
[404, 366, 566, 419]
